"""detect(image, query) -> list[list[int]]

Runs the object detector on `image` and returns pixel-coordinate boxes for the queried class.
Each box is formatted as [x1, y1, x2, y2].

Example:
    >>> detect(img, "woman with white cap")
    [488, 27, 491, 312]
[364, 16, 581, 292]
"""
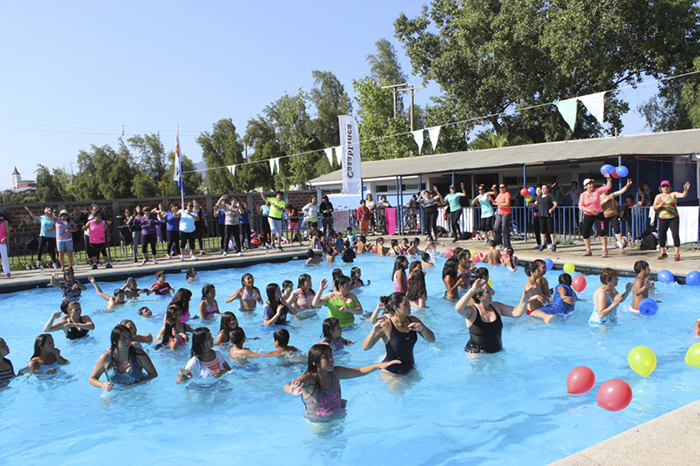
[653, 179, 691, 261]
[578, 173, 612, 257]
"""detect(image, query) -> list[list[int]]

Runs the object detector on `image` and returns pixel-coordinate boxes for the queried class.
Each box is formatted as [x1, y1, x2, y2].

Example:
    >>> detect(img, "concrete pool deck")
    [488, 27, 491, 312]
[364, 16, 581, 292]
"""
[1, 235, 698, 465]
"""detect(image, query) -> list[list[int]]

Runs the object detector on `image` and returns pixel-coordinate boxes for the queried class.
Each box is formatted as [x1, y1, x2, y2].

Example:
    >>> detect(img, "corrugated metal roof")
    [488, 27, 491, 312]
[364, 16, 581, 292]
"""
[308, 129, 700, 184]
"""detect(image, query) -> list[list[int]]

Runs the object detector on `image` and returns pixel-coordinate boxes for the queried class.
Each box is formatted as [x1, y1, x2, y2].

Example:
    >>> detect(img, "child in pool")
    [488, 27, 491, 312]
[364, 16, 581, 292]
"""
[225, 273, 263, 311]
[524, 261, 550, 316]
[283, 344, 398, 421]
[198, 284, 221, 320]
[631, 260, 654, 313]
[150, 271, 174, 296]
[406, 260, 428, 308]
[215, 311, 238, 345]
[341, 241, 356, 263]
[375, 237, 388, 256]
[26, 334, 69, 375]
[530, 273, 577, 323]
[176, 328, 231, 383]
[0, 338, 15, 386]
[305, 249, 322, 265]
[400, 238, 410, 254]
[119, 319, 153, 347]
[88, 276, 127, 310]
[590, 268, 633, 325]
[186, 268, 198, 282]
[350, 267, 370, 289]
[407, 237, 420, 255]
[420, 252, 434, 269]
[156, 305, 193, 347]
[263, 283, 298, 326]
[317, 317, 354, 351]
[123, 277, 151, 299]
[356, 236, 370, 254]
[483, 240, 501, 265]
[281, 280, 294, 303]
[265, 329, 300, 356]
[43, 302, 95, 340]
[425, 237, 438, 260]
[228, 328, 272, 359]
[50, 267, 86, 303]
[388, 239, 402, 256]
[500, 247, 518, 271]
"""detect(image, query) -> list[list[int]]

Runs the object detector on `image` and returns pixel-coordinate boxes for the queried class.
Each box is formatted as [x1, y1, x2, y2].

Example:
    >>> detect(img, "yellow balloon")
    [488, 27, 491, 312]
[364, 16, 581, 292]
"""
[487, 279, 493, 288]
[685, 342, 700, 368]
[628, 346, 657, 377]
[563, 262, 575, 274]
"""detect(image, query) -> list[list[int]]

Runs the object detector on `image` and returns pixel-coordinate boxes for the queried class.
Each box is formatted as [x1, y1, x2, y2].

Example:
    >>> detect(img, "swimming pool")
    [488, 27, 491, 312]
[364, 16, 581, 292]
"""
[1, 254, 699, 465]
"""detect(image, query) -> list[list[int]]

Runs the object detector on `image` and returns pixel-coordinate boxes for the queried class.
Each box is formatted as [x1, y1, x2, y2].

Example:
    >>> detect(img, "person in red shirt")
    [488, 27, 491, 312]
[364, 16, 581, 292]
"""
[493, 184, 513, 249]
[150, 271, 174, 296]
[356, 200, 371, 237]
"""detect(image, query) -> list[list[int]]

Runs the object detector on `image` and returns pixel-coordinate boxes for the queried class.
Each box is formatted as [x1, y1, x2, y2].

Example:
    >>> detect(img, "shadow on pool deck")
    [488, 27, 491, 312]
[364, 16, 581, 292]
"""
[0, 234, 697, 463]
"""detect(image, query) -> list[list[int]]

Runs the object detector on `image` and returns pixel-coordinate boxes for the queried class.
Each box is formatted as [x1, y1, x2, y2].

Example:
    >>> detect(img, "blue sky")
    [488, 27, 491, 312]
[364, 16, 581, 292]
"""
[0, 1, 657, 191]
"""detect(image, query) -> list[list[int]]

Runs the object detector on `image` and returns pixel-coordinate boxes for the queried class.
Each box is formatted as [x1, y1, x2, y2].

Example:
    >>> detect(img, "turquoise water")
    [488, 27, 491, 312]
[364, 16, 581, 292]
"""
[1, 254, 699, 465]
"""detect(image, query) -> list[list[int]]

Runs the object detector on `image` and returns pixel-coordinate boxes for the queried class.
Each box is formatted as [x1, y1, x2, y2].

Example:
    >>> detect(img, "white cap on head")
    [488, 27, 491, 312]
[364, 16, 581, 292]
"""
[583, 178, 594, 187]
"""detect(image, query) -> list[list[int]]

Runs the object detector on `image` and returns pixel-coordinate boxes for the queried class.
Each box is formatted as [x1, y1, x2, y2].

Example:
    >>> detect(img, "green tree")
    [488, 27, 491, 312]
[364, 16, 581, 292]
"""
[34, 165, 73, 202]
[74, 143, 138, 200]
[640, 56, 700, 131]
[197, 119, 246, 195]
[395, 0, 700, 142]
[128, 133, 167, 182]
[309, 70, 353, 149]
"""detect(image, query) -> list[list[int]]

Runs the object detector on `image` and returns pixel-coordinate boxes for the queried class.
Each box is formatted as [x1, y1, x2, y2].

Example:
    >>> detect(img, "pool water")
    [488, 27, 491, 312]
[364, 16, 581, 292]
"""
[1, 254, 699, 465]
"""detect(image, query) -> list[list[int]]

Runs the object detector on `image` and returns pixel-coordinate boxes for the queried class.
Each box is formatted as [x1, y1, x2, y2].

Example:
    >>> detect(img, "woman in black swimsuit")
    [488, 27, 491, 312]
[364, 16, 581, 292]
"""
[455, 278, 535, 353]
[42, 302, 95, 340]
[362, 292, 435, 374]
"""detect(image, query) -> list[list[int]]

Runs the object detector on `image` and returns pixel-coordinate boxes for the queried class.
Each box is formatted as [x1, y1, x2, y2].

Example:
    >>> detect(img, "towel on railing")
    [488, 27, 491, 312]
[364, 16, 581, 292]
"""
[649, 206, 699, 245]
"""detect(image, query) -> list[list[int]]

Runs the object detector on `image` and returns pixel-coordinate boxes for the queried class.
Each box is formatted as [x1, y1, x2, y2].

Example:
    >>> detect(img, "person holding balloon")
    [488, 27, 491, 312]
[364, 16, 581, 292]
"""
[599, 178, 633, 253]
[653, 180, 691, 261]
[630, 260, 654, 313]
[579, 172, 612, 257]
[589, 268, 633, 325]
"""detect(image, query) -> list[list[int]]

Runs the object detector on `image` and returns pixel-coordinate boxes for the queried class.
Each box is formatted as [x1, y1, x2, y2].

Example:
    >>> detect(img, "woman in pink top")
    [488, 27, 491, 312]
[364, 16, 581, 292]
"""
[0, 211, 11, 278]
[579, 173, 612, 257]
[493, 184, 512, 249]
[83, 212, 112, 270]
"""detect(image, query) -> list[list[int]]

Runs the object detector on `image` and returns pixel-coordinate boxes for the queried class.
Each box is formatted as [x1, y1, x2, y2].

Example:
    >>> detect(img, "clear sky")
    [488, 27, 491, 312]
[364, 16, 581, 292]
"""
[0, 1, 658, 191]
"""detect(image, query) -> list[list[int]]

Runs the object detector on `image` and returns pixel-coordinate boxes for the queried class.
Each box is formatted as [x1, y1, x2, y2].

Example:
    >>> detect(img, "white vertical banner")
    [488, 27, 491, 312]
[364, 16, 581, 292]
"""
[412, 129, 425, 154]
[323, 147, 334, 166]
[268, 158, 276, 174]
[338, 115, 362, 195]
[578, 92, 606, 126]
[334, 145, 342, 166]
[427, 126, 441, 151]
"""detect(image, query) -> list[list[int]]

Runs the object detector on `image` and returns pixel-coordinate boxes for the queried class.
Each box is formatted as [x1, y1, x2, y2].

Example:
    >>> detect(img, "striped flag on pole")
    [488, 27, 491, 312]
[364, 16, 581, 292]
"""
[173, 126, 184, 198]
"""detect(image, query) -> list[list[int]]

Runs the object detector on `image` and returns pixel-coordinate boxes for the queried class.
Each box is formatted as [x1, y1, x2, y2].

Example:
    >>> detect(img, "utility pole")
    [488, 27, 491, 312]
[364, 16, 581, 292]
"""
[380, 83, 407, 118]
[399, 85, 426, 131]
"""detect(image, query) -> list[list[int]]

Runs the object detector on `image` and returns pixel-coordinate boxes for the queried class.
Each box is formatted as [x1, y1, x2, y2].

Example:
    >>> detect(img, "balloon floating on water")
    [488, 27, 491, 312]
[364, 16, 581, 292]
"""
[685, 343, 700, 368]
[563, 262, 575, 274]
[657, 269, 674, 284]
[567, 366, 595, 394]
[628, 346, 657, 377]
[638, 298, 658, 316]
[686, 271, 700, 286]
[597, 379, 633, 411]
[572, 275, 587, 292]
[544, 258, 554, 271]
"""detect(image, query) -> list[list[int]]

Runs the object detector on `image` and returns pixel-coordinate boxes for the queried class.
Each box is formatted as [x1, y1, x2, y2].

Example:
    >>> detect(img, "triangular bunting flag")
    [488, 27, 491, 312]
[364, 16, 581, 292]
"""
[269, 158, 276, 174]
[411, 130, 424, 155]
[578, 92, 606, 126]
[554, 98, 578, 132]
[427, 126, 441, 151]
[324, 148, 334, 166]
[274, 157, 280, 173]
[334, 146, 342, 166]
[228, 165, 236, 177]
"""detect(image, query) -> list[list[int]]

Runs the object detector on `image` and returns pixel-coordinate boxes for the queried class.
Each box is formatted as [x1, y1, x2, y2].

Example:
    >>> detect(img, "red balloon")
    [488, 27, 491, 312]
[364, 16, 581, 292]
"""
[597, 379, 633, 411]
[501, 253, 510, 261]
[444, 248, 454, 259]
[371, 245, 378, 253]
[611, 170, 620, 179]
[520, 188, 529, 197]
[567, 366, 595, 394]
[572, 275, 587, 292]
[472, 252, 482, 263]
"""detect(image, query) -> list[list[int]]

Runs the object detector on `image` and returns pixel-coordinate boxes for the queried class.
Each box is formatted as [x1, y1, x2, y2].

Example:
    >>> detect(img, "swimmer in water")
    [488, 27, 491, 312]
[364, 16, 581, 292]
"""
[198, 284, 221, 320]
[226, 273, 263, 311]
[263, 283, 298, 326]
[406, 260, 428, 309]
[305, 249, 322, 265]
[89, 324, 157, 391]
[317, 317, 354, 351]
[26, 334, 69, 375]
[50, 267, 86, 303]
[589, 268, 633, 325]
[630, 260, 654, 313]
[43, 302, 95, 340]
[531, 273, 577, 324]
[0, 338, 15, 385]
[228, 328, 273, 359]
[215, 311, 239, 345]
[176, 328, 231, 383]
[312, 276, 363, 328]
[283, 343, 398, 421]
[87, 276, 127, 310]
[264, 328, 300, 356]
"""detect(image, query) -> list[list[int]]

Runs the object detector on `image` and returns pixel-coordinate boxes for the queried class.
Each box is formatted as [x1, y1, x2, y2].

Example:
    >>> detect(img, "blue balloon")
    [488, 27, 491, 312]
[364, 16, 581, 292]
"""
[600, 164, 615, 175]
[686, 271, 700, 286]
[638, 298, 658, 316]
[544, 258, 554, 271]
[657, 269, 675, 284]
[528, 187, 536, 196]
[615, 165, 629, 177]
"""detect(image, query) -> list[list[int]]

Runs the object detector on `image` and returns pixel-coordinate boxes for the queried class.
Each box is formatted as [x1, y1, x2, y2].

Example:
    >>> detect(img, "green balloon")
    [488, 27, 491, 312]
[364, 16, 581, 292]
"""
[628, 346, 657, 377]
